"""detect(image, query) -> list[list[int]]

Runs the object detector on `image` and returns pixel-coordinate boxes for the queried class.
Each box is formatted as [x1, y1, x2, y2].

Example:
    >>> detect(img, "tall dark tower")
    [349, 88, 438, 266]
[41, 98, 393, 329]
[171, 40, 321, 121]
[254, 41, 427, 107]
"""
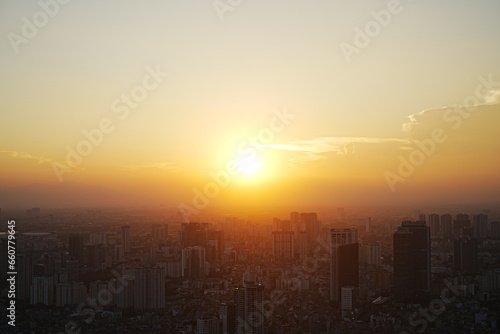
[393, 221, 430, 304]
[454, 237, 478, 273]
[68, 234, 84, 262]
[330, 228, 358, 304]
[234, 284, 265, 334]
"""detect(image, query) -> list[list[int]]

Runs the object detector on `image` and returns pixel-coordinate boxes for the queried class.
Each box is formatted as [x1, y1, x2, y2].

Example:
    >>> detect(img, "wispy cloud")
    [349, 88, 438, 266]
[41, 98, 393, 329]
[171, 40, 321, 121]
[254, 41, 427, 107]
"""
[0, 150, 52, 164]
[259, 137, 410, 165]
[484, 89, 500, 105]
[116, 162, 182, 173]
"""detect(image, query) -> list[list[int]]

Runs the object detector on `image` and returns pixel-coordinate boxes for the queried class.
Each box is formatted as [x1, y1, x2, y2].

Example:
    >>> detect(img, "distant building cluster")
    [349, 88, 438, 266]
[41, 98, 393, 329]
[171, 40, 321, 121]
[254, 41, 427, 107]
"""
[0, 207, 499, 333]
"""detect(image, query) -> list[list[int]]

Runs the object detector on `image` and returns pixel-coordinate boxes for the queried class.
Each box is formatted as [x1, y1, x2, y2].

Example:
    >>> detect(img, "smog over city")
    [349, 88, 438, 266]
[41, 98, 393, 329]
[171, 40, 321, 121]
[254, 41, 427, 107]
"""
[1, 1, 499, 333]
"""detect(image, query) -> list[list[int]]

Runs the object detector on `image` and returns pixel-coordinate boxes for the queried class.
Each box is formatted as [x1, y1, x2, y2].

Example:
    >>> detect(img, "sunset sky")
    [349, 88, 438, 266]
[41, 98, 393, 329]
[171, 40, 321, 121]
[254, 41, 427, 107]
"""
[1, 0, 500, 210]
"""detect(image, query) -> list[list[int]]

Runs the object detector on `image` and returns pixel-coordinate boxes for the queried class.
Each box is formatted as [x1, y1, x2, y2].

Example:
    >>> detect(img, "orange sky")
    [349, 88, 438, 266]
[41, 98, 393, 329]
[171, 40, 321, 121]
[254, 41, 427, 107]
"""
[1, 1, 500, 209]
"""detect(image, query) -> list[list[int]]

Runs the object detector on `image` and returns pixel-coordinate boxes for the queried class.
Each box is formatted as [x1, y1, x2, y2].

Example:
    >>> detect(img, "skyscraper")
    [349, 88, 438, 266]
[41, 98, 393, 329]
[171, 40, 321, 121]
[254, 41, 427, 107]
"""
[361, 241, 381, 266]
[330, 229, 358, 303]
[338, 242, 359, 290]
[121, 225, 131, 254]
[151, 224, 168, 243]
[220, 302, 236, 334]
[441, 214, 452, 239]
[207, 229, 224, 264]
[125, 267, 166, 311]
[301, 212, 319, 246]
[454, 213, 470, 237]
[182, 246, 206, 279]
[234, 284, 265, 334]
[428, 214, 440, 237]
[491, 221, 500, 238]
[454, 237, 478, 273]
[393, 221, 430, 304]
[473, 214, 488, 238]
[181, 222, 208, 248]
[272, 231, 295, 261]
[68, 234, 84, 262]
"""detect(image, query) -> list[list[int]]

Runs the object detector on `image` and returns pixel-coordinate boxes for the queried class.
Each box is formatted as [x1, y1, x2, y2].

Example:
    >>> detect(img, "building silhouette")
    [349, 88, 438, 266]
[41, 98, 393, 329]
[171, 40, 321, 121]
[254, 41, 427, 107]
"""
[68, 234, 84, 262]
[473, 214, 488, 238]
[393, 221, 430, 304]
[454, 237, 478, 273]
[272, 231, 295, 261]
[330, 228, 358, 304]
[121, 226, 131, 254]
[234, 284, 265, 334]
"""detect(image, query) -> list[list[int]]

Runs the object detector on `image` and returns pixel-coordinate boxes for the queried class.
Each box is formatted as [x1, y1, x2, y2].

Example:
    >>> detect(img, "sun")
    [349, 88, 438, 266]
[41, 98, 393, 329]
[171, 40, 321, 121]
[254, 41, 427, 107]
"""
[236, 155, 261, 178]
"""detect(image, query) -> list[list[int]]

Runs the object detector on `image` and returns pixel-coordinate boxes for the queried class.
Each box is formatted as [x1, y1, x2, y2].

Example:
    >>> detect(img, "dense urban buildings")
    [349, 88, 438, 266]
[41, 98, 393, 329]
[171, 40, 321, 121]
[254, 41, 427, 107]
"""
[1, 207, 499, 333]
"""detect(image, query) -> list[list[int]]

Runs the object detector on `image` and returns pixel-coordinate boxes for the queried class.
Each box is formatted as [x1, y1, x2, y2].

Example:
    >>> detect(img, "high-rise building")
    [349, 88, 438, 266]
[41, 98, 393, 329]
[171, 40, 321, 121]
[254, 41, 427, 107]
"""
[181, 222, 208, 248]
[330, 229, 358, 303]
[17, 254, 34, 301]
[454, 214, 470, 237]
[68, 234, 84, 262]
[182, 246, 206, 279]
[365, 217, 371, 233]
[207, 229, 224, 264]
[273, 218, 291, 232]
[491, 221, 500, 238]
[220, 303, 236, 334]
[441, 214, 452, 239]
[125, 267, 165, 311]
[151, 224, 168, 243]
[234, 284, 265, 334]
[272, 231, 295, 261]
[290, 212, 300, 227]
[301, 212, 319, 246]
[65, 259, 80, 283]
[428, 214, 440, 237]
[89, 231, 107, 245]
[339, 242, 359, 289]
[114, 274, 135, 310]
[393, 221, 430, 304]
[121, 226, 131, 254]
[454, 237, 478, 273]
[341, 286, 359, 317]
[360, 241, 381, 266]
[86, 244, 105, 270]
[473, 214, 488, 238]
[30, 276, 54, 305]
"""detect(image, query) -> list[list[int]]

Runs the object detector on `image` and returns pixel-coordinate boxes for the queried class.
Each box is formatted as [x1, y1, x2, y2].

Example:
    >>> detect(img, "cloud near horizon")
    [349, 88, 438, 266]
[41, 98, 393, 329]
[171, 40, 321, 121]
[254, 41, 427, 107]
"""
[0, 150, 52, 164]
[258, 137, 411, 166]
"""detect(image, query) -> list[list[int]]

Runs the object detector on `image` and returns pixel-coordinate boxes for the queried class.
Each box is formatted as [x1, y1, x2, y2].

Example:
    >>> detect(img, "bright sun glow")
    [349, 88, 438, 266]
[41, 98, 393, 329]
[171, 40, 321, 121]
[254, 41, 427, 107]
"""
[236, 155, 261, 178]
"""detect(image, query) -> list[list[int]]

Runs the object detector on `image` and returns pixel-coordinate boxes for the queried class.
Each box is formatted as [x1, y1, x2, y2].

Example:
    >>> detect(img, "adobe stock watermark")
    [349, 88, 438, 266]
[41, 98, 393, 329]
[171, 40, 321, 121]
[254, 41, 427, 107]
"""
[213, 0, 243, 21]
[178, 107, 295, 222]
[339, 0, 411, 63]
[7, 0, 72, 54]
[399, 278, 465, 334]
[385, 74, 500, 193]
[51, 65, 168, 182]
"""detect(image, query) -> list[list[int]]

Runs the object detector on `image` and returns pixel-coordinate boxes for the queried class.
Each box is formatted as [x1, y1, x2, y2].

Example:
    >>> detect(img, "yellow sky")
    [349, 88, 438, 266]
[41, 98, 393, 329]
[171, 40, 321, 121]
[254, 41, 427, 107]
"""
[1, 1, 500, 209]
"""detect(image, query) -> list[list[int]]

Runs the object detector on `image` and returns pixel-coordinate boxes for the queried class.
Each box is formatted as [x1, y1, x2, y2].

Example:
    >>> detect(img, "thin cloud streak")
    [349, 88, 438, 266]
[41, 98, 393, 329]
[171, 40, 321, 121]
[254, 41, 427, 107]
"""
[258, 137, 411, 165]
[0, 150, 52, 164]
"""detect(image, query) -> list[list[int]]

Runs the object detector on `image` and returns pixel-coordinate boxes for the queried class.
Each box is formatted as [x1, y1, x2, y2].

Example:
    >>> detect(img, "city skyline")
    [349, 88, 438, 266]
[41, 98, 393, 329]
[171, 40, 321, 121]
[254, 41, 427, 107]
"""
[1, 1, 500, 210]
[2, 2, 500, 333]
